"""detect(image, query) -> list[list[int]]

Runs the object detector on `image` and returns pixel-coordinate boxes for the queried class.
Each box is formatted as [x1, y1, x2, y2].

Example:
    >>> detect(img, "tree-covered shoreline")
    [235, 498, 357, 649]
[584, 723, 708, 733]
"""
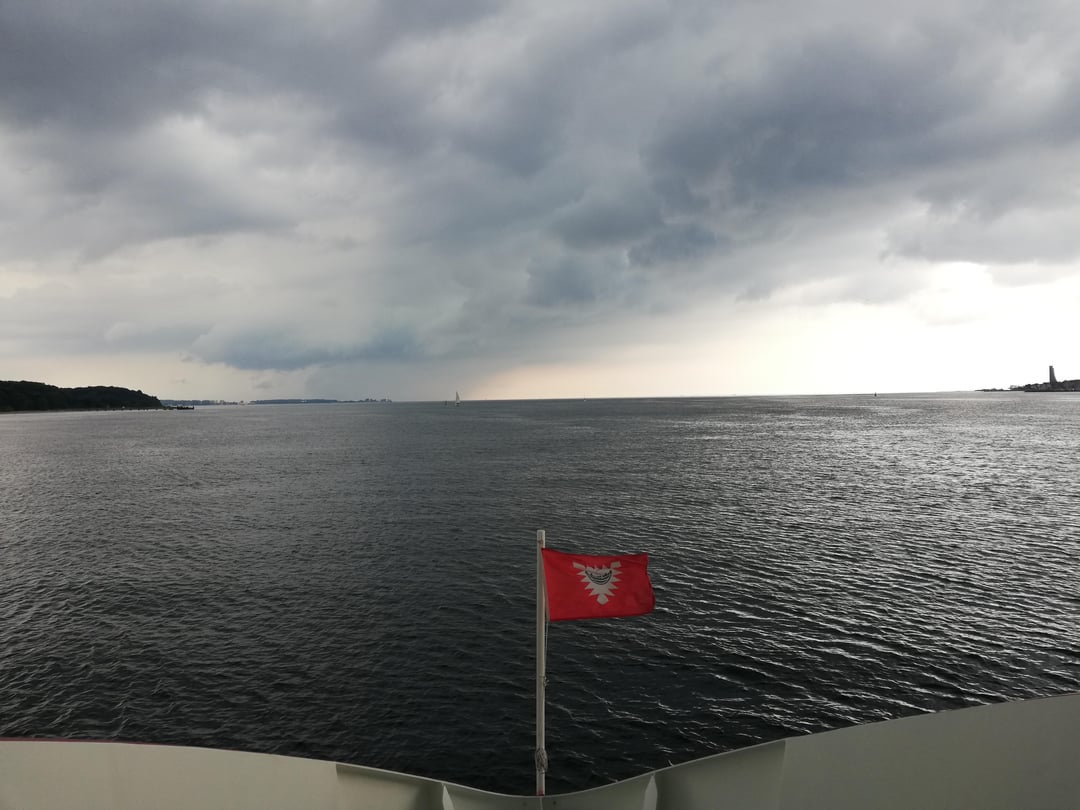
[0, 380, 162, 412]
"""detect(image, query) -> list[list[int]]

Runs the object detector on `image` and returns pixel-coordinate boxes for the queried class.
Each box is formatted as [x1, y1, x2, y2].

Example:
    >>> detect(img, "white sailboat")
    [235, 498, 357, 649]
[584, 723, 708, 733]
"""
[455, 391, 461, 406]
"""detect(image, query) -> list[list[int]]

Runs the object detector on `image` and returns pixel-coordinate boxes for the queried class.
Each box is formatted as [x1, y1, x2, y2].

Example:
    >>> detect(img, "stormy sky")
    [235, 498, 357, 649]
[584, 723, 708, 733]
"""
[2, 0, 1079, 401]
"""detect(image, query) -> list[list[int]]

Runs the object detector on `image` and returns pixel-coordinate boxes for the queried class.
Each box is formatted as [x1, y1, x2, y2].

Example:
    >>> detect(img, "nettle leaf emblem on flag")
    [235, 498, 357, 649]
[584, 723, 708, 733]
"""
[573, 560, 621, 604]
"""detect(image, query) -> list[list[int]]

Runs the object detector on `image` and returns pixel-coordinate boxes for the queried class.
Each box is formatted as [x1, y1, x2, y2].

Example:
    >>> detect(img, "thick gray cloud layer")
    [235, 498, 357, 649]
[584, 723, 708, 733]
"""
[2, 0, 1080, 395]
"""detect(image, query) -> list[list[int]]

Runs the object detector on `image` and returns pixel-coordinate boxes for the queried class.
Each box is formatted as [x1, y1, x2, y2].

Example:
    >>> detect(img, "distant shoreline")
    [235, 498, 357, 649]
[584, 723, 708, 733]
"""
[248, 398, 393, 405]
[0, 381, 397, 413]
[980, 380, 1080, 393]
[0, 380, 162, 413]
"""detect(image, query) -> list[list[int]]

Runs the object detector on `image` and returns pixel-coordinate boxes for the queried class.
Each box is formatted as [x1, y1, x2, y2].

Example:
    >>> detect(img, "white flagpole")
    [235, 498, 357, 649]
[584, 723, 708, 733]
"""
[536, 529, 548, 796]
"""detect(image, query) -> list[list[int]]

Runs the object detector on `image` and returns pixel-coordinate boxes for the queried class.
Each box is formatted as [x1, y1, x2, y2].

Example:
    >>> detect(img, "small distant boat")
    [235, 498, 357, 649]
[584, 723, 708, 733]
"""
[455, 391, 461, 406]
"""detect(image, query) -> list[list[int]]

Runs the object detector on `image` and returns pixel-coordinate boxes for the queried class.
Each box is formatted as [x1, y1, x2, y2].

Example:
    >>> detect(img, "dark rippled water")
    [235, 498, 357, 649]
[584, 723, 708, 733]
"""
[2, 394, 1079, 794]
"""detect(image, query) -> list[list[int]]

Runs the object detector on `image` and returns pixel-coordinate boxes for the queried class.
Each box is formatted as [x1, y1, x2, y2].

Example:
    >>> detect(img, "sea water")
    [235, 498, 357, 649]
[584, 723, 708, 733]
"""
[1, 393, 1078, 794]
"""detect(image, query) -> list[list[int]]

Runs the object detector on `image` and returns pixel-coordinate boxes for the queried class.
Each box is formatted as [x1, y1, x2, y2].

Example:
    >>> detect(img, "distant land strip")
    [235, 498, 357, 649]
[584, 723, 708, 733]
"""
[0, 380, 162, 412]
[980, 378, 1080, 392]
[249, 398, 392, 404]
[1011, 379, 1080, 392]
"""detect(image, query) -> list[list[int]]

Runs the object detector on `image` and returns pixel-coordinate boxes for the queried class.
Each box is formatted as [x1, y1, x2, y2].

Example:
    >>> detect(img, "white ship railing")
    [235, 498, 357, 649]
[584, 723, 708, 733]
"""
[3, 692, 1079, 809]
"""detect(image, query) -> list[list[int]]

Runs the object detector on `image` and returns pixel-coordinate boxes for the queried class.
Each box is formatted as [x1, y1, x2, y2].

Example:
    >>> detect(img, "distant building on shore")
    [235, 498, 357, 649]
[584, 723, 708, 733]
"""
[1008, 365, 1080, 392]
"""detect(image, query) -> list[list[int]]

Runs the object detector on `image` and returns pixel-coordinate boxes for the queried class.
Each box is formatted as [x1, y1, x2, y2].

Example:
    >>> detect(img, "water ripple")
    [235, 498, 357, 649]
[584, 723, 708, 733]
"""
[1, 395, 1079, 794]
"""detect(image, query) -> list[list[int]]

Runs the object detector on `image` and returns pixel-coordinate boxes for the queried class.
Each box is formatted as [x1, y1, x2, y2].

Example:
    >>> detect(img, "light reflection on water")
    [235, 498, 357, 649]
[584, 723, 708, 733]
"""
[1, 393, 1078, 794]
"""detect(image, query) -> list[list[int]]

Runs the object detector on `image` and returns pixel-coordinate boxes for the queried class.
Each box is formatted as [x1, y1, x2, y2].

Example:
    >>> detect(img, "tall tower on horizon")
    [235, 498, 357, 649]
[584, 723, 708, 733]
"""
[1050, 365, 1058, 385]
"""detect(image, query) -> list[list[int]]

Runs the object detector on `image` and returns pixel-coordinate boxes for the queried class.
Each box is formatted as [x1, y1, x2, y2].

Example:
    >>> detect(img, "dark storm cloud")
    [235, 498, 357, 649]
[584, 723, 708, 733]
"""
[525, 256, 605, 307]
[0, 0, 498, 130]
[208, 337, 347, 372]
[553, 194, 662, 249]
[650, 174, 710, 217]
[3, 0, 1080, 388]
[0, 2, 213, 128]
[627, 223, 723, 267]
[193, 326, 424, 371]
[367, 0, 503, 37]
[644, 26, 980, 206]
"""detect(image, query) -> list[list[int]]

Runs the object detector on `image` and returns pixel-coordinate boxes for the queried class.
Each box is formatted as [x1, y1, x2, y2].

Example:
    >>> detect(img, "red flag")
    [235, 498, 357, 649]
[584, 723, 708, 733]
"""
[541, 547, 655, 621]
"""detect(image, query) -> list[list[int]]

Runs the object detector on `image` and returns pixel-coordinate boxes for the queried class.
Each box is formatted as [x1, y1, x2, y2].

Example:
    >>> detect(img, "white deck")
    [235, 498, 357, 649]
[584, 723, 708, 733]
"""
[3, 692, 1080, 809]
